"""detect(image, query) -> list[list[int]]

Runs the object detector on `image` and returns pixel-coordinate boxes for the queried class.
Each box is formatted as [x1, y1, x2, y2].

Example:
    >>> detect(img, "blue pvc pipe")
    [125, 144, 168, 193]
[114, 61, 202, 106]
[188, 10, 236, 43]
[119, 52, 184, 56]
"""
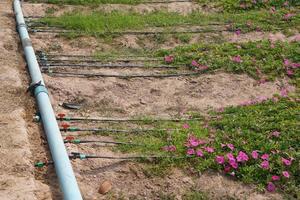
[14, 1, 83, 199]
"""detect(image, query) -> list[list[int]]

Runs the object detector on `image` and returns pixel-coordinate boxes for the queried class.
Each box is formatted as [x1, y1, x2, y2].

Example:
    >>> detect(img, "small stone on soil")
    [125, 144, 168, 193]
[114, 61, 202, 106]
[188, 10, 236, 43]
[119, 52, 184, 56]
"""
[98, 180, 112, 195]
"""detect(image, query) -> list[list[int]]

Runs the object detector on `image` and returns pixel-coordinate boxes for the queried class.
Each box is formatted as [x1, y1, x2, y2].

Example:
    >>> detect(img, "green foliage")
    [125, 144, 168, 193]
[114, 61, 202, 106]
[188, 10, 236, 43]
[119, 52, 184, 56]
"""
[39, 8, 300, 35]
[117, 97, 300, 196]
[198, 0, 300, 12]
[156, 40, 300, 80]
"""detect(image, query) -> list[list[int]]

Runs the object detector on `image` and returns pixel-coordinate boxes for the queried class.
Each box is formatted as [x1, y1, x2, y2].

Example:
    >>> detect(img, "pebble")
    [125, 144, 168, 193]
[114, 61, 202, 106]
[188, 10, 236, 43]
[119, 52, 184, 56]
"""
[98, 180, 112, 194]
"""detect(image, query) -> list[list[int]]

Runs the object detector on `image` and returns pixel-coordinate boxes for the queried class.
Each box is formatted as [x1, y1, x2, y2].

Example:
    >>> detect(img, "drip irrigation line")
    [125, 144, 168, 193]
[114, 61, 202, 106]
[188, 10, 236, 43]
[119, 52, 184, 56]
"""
[60, 127, 175, 133]
[35, 153, 183, 167]
[57, 116, 202, 122]
[40, 63, 178, 69]
[64, 138, 138, 146]
[39, 58, 162, 62]
[44, 71, 203, 78]
[25, 0, 193, 4]
[28, 28, 228, 35]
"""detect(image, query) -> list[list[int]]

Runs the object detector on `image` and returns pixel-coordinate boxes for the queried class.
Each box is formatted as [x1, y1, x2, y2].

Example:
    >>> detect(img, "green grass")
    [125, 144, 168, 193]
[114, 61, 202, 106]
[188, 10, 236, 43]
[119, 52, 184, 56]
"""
[156, 40, 300, 81]
[39, 8, 300, 35]
[198, 0, 300, 12]
[116, 97, 300, 197]
[29, 0, 143, 5]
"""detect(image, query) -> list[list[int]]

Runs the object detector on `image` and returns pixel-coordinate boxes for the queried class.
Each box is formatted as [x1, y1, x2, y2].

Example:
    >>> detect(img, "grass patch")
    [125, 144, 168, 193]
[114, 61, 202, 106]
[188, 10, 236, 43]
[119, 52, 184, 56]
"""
[29, 0, 143, 5]
[198, 0, 300, 12]
[116, 97, 300, 196]
[156, 40, 300, 81]
[38, 8, 300, 35]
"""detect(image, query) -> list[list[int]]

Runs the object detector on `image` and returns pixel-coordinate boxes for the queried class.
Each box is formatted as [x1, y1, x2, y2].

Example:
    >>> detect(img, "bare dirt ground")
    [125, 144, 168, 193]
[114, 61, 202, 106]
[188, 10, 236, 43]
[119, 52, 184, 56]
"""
[15, 1, 295, 200]
[0, 1, 56, 199]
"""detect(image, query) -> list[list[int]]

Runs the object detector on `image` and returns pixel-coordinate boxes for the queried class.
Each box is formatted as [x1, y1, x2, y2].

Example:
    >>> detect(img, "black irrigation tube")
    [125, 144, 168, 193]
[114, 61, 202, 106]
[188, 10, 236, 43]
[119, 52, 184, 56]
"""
[45, 71, 203, 78]
[24, 0, 193, 4]
[61, 127, 175, 133]
[39, 58, 162, 62]
[57, 116, 202, 122]
[28, 28, 228, 35]
[40, 63, 178, 69]
[64, 139, 138, 146]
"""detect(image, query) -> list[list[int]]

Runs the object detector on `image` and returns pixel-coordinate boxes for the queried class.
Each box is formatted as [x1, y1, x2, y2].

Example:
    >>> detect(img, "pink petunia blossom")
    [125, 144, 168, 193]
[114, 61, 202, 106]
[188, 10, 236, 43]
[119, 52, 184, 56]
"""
[164, 55, 174, 63]
[291, 63, 300, 68]
[261, 154, 269, 160]
[284, 59, 291, 67]
[227, 144, 235, 151]
[231, 55, 243, 63]
[286, 68, 294, 76]
[215, 155, 225, 164]
[186, 148, 195, 155]
[272, 175, 280, 181]
[224, 165, 231, 173]
[267, 182, 276, 192]
[183, 123, 190, 129]
[227, 153, 235, 162]
[196, 150, 204, 157]
[236, 151, 249, 163]
[235, 29, 241, 35]
[280, 88, 288, 97]
[221, 143, 226, 148]
[271, 131, 280, 138]
[204, 147, 214, 153]
[282, 158, 292, 166]
[229, 160, 238, 169]
[191, 60, 200, 67]
[282, 171, 290, 178]
[261, 160, 270, 169]
[251, 150, 259, 159]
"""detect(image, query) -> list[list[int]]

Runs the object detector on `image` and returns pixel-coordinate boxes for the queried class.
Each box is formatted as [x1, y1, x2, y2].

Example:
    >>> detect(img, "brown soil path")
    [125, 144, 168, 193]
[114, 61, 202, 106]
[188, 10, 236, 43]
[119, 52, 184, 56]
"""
[0, 1, 53, 199]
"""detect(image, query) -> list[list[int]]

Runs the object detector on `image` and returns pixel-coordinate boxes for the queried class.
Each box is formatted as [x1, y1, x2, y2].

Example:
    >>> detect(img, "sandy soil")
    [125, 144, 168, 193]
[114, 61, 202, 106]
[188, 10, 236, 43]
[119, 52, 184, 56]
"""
[22, 1, 208, 17]
[0, 0, 54, 199]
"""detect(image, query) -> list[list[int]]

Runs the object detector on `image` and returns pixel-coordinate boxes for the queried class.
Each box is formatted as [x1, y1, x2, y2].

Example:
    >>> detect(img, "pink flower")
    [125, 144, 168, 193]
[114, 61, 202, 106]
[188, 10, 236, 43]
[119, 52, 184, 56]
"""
[284, 59, 291, 67]
[204, 147, 214, 153]
[283, 1, 289, 6]
[227, 144, 235, 151]
[162, 145, 176, 152]
[231, 55, 242, 63]
[215, 155, 225, 164]
[236, 151, 249, 163]
[183, 123, 190, 129]
[186, 148, 195, 155]
[164, 55, 174, 63]
[271, 175, 280, 181]
[191, 60, 199, 67]
[261, 154, 269, 160]
[267, 182, 276, 192]
[287, 68, 294, 76]
[224, 165, 231, 173]
[282, 158, 292, 166]
[198, 65, 209, 71]
[196, 150, 204, 157]
[280, 88, 288, 97]
[235, 29, 241, 35]
[283, 13, 295, 20]
[271, 131, 280, 138]
[282, 171, 290, 178]
[270, 6, 276, 14]
[226, 153, 235, 162]
[221, 143, 226, 148]
[229, 160, 238, 169]
[251, 150, 259, 159]
[261, 160, 270, 169]
[291, 63, 300, 68]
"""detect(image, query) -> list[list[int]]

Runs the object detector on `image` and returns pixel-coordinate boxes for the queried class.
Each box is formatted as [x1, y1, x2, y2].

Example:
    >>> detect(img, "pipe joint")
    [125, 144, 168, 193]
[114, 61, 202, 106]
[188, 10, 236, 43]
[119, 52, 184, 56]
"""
[34, 85, 48, 97]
